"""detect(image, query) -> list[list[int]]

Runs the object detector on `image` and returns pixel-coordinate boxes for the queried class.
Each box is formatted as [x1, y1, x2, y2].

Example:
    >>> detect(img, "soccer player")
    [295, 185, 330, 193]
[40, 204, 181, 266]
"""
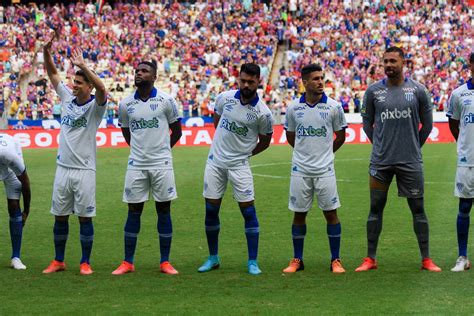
[355, 46, 441, 272]
[112, 61, 182, 275]
[198, 63, 274, 275]
[0, 134, 31, 270]
[42, 34, 107, 275]
[447, 52, 474, 272]
[282, 64, 347, 274]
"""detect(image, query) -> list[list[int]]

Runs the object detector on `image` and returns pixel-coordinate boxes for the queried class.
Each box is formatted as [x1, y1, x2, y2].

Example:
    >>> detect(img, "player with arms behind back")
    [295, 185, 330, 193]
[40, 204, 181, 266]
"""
[447, 52, 474, 272]
[42, 33, 107, 275]
[198, 63, 274, 275]
[282, 64, 347, 274]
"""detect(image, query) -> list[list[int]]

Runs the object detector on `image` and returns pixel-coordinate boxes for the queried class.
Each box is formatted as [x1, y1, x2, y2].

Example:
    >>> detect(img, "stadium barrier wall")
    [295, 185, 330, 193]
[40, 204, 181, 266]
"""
[3, 123, 455, 149]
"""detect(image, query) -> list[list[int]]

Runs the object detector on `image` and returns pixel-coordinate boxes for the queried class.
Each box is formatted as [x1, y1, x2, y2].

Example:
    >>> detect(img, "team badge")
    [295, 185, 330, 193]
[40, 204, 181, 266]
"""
[405, 92, 414, 102]
[150, 103, 159, 111]
[319, 112, 329, 120]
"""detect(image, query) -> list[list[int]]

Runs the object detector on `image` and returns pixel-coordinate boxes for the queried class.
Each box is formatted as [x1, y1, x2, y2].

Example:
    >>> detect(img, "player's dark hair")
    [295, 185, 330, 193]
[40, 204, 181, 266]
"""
[470, 52, 474, 63]
[240, 63, 260, 79]
[385, 46, 404, 59]
[301, 64, 323, 80]
[75, 70, 91, 84]
[138, 60, 157, 75]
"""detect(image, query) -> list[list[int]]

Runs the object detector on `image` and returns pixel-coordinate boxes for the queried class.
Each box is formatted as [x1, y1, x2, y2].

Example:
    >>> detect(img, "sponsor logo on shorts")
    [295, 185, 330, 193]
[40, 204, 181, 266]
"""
[380, 108, 412, 123]
[290, 196, 297, 205]
[460, 157, 467, 163]
[168, 187, 174, 194]
[410, 189, 420, 195]
[130, 117, 160, 132]
[220, 118, 249, 136]
[331, 197, 338, 204]
[86, 206, 95, 213]
[296, 125, 327, 137]
[369, 167, 377, 177]
[463, 113, 474, 126]
[61, 115, 87, 128]
[244, 189, 253, 196]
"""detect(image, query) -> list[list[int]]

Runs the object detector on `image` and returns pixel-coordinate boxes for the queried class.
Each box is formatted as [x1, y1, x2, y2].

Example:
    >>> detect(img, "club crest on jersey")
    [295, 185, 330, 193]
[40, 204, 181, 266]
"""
[296, 125, 327, 137]
[405, 92, 415, 102]
[149, 103, 159, 111]
[220, 118, 248, 136]
[319, 112, 329, 120]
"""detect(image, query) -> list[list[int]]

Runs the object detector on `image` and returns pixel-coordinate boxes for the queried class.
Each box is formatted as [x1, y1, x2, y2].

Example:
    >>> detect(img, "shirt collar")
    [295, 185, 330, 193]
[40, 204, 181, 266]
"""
[299, 92, 328, 107]
[234, 90, 259, 107]
[73, 95, 95, 106]
[134, 87, 158, 101]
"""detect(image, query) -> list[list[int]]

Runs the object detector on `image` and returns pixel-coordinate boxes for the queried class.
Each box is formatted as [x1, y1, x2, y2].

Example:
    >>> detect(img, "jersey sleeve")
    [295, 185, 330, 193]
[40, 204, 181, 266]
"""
[360, 86, 375, 121]
[258, 109, 274, 135]
[118, 100, 129, 128]
[418, 85, 433, 118]
[332, 103, 348, 131]
[214, 92, 225, 116]
[284, 105, 295, 132]
[55, 82, 73, 103]
[447, 91, 460, 120]
[165, 97, 181, 124]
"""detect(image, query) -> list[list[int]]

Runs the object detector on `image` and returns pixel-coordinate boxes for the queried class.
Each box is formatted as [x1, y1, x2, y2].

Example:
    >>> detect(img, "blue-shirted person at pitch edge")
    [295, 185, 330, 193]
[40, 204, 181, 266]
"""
[356, 46, 441, 272]
[198, 63, 274, 275]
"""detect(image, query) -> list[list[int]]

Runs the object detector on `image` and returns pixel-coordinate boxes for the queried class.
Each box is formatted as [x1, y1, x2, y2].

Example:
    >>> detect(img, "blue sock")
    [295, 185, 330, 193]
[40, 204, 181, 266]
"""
[53, 220, 69, 262]
[457, 198, 472, 257]
[79, 220, 94, 264]
[292, 224, 306, 260]
[157, 211, 173, 263]
[124, 211, 141, 264]
[9, 208, 23, 259]
[205, 202, 220, 256]
[327, 223, 341, 260]
[240, 205, 259, 261]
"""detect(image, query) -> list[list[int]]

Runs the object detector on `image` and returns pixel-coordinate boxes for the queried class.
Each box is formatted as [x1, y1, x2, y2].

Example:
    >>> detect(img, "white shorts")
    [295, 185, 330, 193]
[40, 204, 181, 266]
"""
[2, 170, 21, 200]
[123, 169, 177, 203]
[203, 163, 254, 202]
[289, 175, 341, 212]
[51, 166, 96, 217]
[455, 166, 474, 198]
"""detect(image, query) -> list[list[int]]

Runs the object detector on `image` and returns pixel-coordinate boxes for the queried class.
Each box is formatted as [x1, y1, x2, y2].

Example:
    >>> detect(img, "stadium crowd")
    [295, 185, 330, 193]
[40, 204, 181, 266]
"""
[0, 0, 472, 122]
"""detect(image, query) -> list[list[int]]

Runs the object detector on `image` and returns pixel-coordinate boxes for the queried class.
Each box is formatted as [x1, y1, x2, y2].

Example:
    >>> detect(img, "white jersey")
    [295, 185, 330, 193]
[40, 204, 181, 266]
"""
[118, 87, 180, 170]
[285, 93, 347, 177]
[447, 79, 474, 167]
[0, 134, 25, 180]
[208, 90, 274, 169]
[56, 82, 106, 171]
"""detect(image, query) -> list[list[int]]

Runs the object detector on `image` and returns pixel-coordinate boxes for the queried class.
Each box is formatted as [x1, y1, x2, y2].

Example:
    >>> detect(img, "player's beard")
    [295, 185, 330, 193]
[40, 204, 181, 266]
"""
[241, 87, 257, 99]
[135, 78, 153, 89]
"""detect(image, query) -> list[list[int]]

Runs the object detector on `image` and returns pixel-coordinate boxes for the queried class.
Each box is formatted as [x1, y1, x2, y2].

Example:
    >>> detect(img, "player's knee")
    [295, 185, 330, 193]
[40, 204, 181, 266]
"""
[55, 215, 69, 222]
[78, 216, 92, 224]
[240, 204, 258, 224]
[370, 189, 387, 214]
[7, 199, 20, 214]
[156, 201, 171, 214]
[128, 203, 144, 213]
[459, 198, 473, 215]
[323, 210, 339, 224]
[407, 197, 425, 215]
[293, 212, 307, 225]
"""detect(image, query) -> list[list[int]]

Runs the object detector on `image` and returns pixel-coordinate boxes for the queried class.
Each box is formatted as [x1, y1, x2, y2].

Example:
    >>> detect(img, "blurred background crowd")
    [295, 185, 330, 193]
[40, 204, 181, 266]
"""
[0, 0, 472, 124]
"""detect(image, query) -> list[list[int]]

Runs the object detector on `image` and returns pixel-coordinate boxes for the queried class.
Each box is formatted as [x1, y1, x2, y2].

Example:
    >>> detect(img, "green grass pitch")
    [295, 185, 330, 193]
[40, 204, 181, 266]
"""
[0, 143, 473, 314]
